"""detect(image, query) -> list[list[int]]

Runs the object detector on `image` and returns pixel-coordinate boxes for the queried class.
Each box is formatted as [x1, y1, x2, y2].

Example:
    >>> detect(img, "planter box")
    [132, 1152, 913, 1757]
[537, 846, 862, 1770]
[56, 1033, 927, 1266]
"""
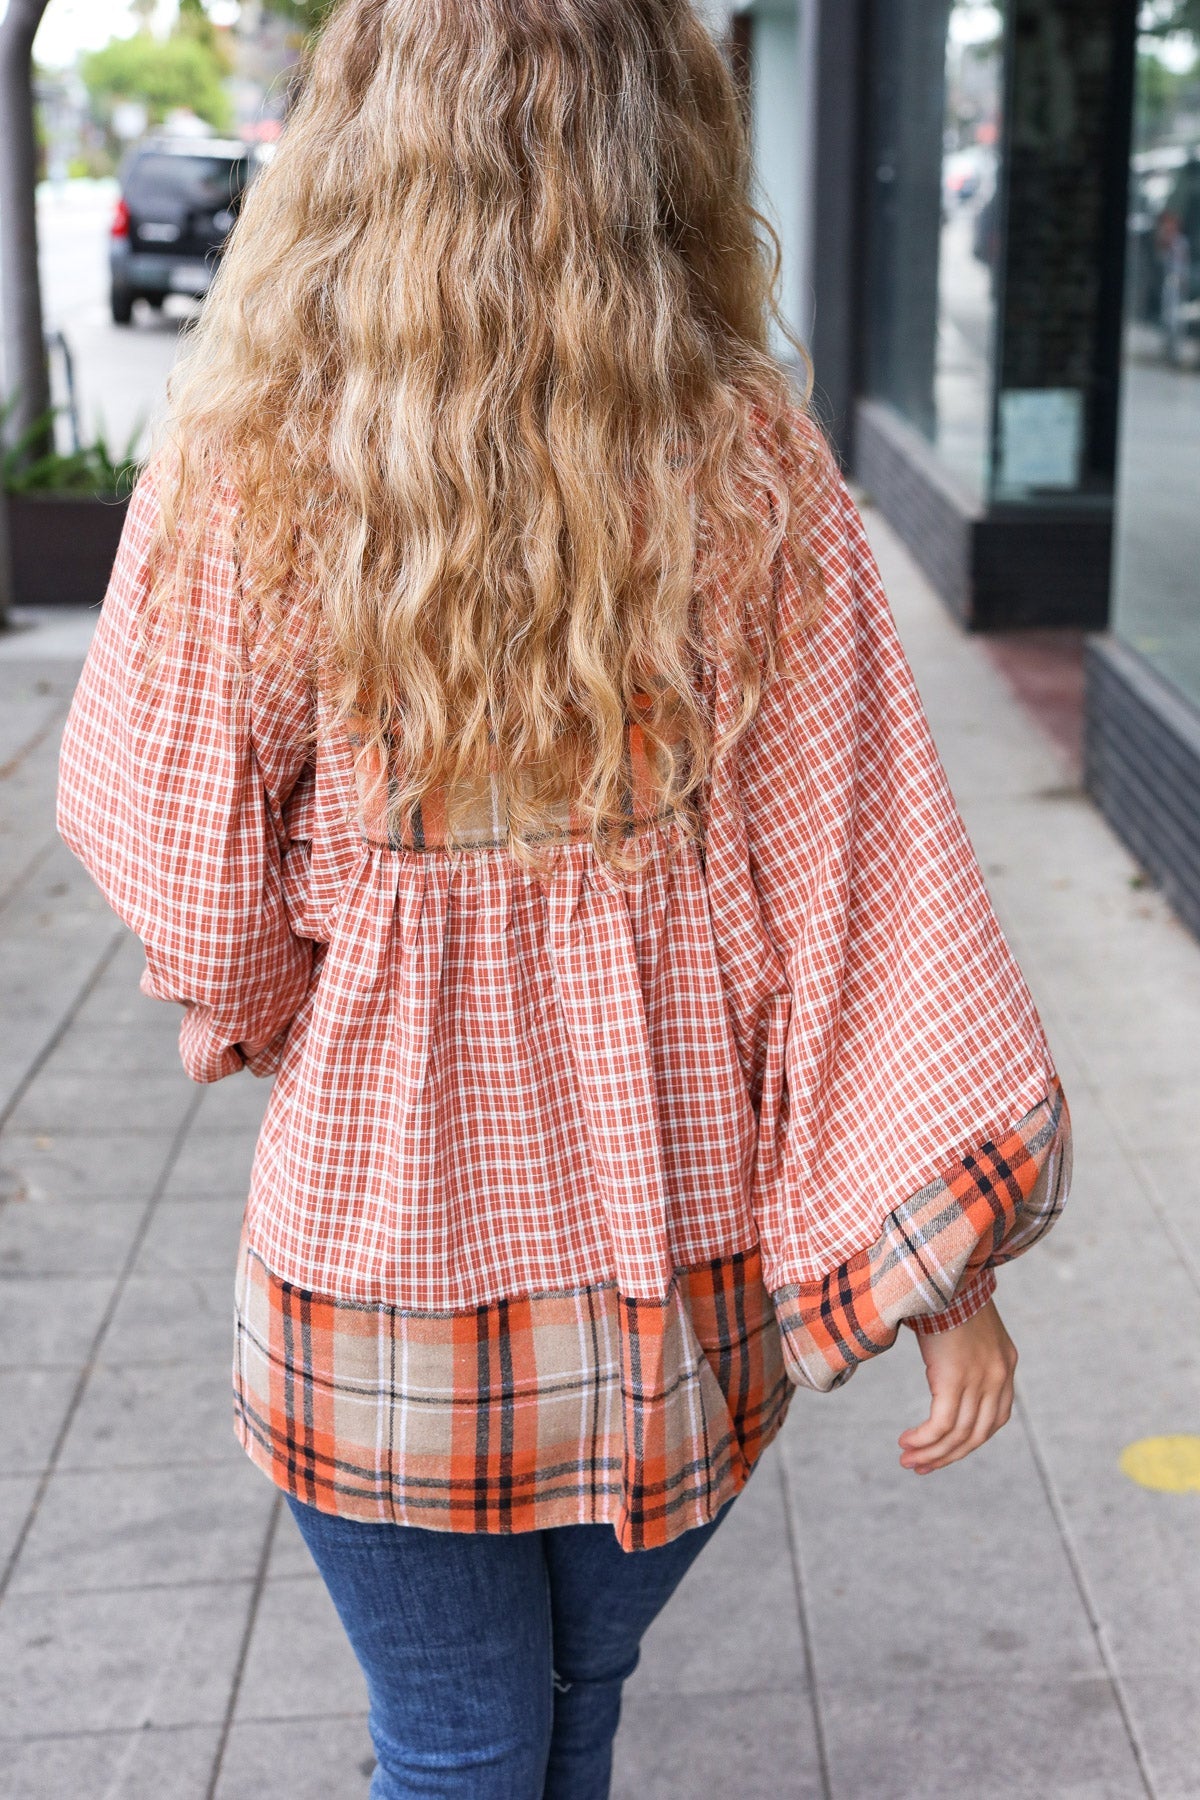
[6, 491, 131, 608]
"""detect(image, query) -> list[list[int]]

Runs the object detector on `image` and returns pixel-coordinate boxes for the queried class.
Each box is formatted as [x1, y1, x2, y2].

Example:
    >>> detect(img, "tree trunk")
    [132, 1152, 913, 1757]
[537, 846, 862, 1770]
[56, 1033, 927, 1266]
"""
[0, 0, 52, 622]
[0, 0, 53, 444]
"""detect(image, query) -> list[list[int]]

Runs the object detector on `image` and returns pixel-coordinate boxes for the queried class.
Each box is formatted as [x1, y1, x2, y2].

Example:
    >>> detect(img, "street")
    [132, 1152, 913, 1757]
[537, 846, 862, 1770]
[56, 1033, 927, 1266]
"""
[36, 179, 194, 461]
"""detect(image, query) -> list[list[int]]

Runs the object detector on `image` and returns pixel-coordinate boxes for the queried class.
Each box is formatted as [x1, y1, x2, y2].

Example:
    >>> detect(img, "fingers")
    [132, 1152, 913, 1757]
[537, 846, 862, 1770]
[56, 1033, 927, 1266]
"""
[899, 1369, 1015, 1475]
[899, 1381, 977, 1471]
[897, 1379, 962, 1454]
[905, 1389, 997, 1475]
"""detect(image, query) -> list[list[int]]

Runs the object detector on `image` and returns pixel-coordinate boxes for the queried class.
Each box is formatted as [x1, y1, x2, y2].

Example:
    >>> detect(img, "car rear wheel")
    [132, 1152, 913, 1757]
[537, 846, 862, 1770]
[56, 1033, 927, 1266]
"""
[111, 284, 135, 326]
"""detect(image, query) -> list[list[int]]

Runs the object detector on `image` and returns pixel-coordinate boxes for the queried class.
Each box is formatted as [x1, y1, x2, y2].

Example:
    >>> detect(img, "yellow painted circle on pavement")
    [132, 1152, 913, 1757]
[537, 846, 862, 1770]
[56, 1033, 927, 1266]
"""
[1119, 1435, 1200, 1493]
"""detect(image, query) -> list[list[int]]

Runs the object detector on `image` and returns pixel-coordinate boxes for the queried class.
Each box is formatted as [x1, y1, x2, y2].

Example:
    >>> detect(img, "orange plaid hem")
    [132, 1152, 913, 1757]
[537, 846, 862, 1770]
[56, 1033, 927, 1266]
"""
[231, 1084, 1068, 1545]
[234, 1239, 794, 1553]
[774, 1081, 1070, 1389]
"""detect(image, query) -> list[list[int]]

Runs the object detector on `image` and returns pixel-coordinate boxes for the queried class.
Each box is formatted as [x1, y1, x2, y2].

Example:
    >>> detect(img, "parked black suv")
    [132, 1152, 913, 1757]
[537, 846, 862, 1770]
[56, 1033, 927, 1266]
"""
[109, 138, 256, 325]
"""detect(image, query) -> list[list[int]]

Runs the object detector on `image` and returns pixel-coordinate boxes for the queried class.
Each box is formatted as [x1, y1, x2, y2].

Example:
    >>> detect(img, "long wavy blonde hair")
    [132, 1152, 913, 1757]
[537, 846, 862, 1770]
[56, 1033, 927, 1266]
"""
[150, 0, 822, 864]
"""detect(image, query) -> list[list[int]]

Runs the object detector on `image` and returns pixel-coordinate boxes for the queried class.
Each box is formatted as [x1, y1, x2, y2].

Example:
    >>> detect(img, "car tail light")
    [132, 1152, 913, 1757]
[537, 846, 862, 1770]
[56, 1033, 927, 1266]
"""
[111, 198, 130, 239]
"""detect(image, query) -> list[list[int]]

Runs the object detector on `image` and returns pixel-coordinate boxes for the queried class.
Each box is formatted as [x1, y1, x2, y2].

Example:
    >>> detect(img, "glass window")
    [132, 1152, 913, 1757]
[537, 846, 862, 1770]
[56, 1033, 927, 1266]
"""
[123, 153, 249, 212]
[1113, 8, 1200, 708]
[865, 0, 1006, 498]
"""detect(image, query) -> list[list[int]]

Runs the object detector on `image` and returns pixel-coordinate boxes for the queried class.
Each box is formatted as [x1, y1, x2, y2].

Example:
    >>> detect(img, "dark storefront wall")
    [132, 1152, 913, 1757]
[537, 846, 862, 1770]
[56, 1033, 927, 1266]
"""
[1086, 14, 1200, 939]
[851, 0, 1137, 630]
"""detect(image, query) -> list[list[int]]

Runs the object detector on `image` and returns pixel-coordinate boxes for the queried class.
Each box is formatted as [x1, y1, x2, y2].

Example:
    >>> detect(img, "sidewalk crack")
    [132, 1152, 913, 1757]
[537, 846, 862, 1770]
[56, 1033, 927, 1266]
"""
[776, 1451, 835, 1800]
[204, 1492, 282, 1800]
[0, 924, 127, 1145]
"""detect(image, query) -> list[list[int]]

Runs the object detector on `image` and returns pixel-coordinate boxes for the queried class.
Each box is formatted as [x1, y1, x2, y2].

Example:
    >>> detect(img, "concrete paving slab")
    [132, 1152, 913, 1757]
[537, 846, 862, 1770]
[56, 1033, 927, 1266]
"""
[1015, 1419, 1200, 1678]
[1130, 1147, 1200, 1265]
[69, 944, 179, 1032]
[1074, 1077, 1200, 1158]
[133, 1198, 246, 1278]
[625, 1447, 809, 1699]
[213, 1716, 376, 1800]
[0, 609, 97, 664]
[6, 1070, 196, 1138]
[0, 931, 125, 1113]
[191, 1074, 274, 1134]
[0, 840, 112, 933]
[997, 1158, 1200, 1401]
[40, 1021, 188, 1078]
[163, 1130, 261, 1201]
[1120, 1672, 1200, 1800]
[0, 1476, 39, 1570]
[0, 1130, 178, 1204]
[986, 1289, 1200, 1684]
[778, 1383, 1103, 1690]
[0, 1582, 255, 1735]
[100, 1272, 236, 1366]
[818, 1672, 1146, 1800]
[9, 1459, 275, 1596]
[266, 1503, 320, 1582]
[0, 1723, 220, 1800]
[0, 1274, 115, 1367]
[234, 1573, 369, 1722]
[58, 1360, 242, 1473]
[0, 1199, 146, 1278]
[611, 1688, 824, 1800]
[0, 1367, 80, 1474]
[0, 679, 71, 774]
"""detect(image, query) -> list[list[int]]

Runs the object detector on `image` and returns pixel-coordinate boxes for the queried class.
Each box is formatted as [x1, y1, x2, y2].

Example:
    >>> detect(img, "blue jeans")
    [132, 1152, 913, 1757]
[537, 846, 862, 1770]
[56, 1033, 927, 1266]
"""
[286, 1492, 737, 1799]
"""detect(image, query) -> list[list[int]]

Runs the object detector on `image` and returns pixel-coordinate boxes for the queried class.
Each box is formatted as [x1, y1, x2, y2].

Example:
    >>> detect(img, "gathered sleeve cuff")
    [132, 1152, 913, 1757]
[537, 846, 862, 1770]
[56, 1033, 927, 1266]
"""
[903, 1265, 997, 1335]
[770, 1080, 1070, 1388]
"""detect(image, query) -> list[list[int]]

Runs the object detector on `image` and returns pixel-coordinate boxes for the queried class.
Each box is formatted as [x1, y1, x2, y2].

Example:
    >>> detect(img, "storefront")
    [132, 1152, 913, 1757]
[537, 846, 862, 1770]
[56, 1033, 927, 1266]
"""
[1086, 10, 1200, 938]
[725, 0, 1200, 935]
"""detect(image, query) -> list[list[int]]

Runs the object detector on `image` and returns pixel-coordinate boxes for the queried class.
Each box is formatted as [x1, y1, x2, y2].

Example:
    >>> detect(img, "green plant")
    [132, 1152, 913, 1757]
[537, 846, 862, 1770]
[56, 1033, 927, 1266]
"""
[2, 399, 143, 498]
[81, 30, 233, 136]
[261, 0, 338, 34]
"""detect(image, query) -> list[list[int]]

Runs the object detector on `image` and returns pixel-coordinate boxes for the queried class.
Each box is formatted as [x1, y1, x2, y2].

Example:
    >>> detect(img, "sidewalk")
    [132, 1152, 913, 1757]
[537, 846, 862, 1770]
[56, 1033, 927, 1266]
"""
[1, 502, 1198, 1799]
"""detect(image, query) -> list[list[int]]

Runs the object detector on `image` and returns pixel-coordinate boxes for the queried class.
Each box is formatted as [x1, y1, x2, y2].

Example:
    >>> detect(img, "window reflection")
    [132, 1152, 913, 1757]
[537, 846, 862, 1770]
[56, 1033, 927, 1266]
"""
[865, 0, 1005, 499]
[936, 2, 1004, 494]
[1114, 8, 1200, 706]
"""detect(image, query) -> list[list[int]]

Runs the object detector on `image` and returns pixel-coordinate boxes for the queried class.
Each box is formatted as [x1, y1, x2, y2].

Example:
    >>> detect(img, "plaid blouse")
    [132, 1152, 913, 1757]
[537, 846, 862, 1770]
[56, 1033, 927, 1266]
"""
[57, 414, 1072, 1550]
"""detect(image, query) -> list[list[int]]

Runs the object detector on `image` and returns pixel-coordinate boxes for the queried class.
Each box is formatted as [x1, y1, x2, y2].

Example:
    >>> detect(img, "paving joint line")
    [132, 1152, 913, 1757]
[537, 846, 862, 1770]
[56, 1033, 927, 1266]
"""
[18, 1456, 247, 1477]
[775, 1449, 834, 1800]
[204, 1492, 283, 1800]
[0, 1087, 204, 1605]
[0, 709, 64, 782]
[0, 1721, 228, 1746]
[0, 837, 56, 917]
[1015, 1390, 1158, 1800]
[0, 1708, 369, 1749]
[9, 1575, 260, 1601]
[1004, 957, 1200, 1310]
[0, 924, 128, 1145]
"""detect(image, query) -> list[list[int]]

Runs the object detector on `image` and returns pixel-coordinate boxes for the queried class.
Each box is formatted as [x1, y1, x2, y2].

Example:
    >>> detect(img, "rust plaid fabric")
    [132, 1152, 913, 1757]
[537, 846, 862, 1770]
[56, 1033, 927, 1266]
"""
[233, 1237, 792, 1551]
[347, 696, 681, 852]
[774, 1079, 1071, 1389]
[59, 409, 1073, 1546]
